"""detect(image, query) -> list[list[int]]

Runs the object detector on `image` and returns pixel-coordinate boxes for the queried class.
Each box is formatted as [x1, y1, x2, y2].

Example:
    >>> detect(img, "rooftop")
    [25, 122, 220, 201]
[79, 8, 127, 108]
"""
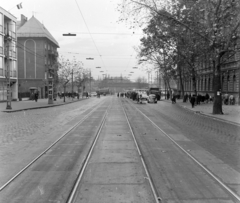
[17, 16, 59, 48]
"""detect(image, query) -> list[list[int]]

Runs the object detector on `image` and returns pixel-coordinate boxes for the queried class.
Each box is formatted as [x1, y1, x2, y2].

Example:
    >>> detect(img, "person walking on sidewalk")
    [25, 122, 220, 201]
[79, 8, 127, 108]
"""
[190, 95, 196, 108]
[34, 91, 39, 102]
[172, 94, 176, 104]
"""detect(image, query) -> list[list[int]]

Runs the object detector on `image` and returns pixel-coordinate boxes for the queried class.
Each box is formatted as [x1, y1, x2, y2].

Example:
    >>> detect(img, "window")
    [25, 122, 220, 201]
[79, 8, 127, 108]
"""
[0, 13, 2, 33]
[11, 21, 16, 39]
[0, 57, 2, 76]
[12, 21, 16, 33]
[0, 35, 2, 54]
[45, 43, 47, 50]
[11, 41, 16, 58]
[208, 78, 211, 91]
[233, 75, 236, 92]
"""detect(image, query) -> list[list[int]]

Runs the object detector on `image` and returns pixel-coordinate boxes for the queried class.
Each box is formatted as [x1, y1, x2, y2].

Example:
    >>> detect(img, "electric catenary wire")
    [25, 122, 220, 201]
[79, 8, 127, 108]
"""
[74, 0, 106, 70]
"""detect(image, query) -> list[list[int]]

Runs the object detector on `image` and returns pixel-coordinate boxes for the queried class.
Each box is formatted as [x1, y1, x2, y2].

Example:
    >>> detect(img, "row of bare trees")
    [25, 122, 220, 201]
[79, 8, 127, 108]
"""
[118, 0, 240, 114]
[56, 56, 91, 101]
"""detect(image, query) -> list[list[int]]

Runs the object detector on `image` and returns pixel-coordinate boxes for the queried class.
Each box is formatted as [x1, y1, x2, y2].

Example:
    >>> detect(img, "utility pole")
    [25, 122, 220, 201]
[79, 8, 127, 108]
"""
[90, 69, 91, 95]
[48, 65, 53, 104]
[6, 38, 12, 109]
[72, 69, 73, 101]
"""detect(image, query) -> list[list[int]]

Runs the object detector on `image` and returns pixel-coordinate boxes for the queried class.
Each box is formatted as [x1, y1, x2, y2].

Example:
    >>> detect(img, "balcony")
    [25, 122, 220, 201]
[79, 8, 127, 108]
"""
[4, 30, 16, 41]
[48, 50, 54, 55]
[10, 70, 17, 78]
[12, 51, 16, 58]
[54, 51, 59, 57]
[4, 49, 13, 58]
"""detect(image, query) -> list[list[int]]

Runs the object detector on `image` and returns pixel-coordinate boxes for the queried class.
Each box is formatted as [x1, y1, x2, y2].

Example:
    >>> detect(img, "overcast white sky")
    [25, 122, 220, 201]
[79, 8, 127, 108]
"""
[2, 0, 153, 81]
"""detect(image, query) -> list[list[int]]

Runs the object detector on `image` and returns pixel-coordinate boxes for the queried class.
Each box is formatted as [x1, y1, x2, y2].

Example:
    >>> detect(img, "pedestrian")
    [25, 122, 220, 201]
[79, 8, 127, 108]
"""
[229, 95, 234, 105]
[167, 92, 170, 100]
[205, 93, 209, 103]
[190, 95, 196, 108]
[171, 94, 176, 104]
[34, 91, 39, 102]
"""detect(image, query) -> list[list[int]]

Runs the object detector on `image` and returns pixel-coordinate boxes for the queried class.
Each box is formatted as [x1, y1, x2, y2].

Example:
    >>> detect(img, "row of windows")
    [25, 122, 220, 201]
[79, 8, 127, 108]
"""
[184, 74, 238, 93]
[0, 57, 17, 77]
[0, 13, 16, 43]
[45, 43, 56, 51]
[0, 81, 8, 101]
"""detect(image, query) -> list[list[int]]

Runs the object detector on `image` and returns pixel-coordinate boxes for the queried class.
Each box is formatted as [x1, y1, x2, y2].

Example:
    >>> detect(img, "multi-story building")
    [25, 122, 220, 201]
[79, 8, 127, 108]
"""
[177, 0, 240, 104]
[0, 7, 17, 102]
[17, 15, 59, 99]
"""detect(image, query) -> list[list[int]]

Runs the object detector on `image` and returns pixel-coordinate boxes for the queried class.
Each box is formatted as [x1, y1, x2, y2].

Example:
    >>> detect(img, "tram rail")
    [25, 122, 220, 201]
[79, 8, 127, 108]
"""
[122, 98, 240, 203]
[0, 100, 107, 192]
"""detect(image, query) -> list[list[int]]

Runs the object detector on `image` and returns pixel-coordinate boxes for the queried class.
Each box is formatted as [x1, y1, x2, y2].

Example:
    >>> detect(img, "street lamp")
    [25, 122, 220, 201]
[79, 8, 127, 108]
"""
[5, 36, 12, 109]
[62, 33, 76, 36]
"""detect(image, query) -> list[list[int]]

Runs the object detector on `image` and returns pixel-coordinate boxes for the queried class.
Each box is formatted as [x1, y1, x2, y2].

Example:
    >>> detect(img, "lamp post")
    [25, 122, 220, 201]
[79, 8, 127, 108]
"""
[6, 37, 12, 109]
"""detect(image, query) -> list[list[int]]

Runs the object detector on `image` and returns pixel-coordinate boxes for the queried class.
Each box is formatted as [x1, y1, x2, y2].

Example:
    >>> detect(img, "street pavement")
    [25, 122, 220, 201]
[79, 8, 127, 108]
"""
[0, 97, 86, 113]
[0, 96, 239, 125]
[162, 98, 240, 125]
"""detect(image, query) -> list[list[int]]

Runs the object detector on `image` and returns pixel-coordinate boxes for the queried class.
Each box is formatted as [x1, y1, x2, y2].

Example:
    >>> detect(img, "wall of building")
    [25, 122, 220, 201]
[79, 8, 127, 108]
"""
[17, 37, 58, 99]
[0, 7, 17, 102]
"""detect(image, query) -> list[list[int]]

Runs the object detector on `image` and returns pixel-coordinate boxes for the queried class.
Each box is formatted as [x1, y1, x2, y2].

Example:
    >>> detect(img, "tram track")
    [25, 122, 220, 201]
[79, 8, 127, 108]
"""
[65, 98, 159, 203]
[121, 103, 161, 203]
[0, 99, 107, 193]
[122, 98, 240, 203]
[66, 102, 111, 203]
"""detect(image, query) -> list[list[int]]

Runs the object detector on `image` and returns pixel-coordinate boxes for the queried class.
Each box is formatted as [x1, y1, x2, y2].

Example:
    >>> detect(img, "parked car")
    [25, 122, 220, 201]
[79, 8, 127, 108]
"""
[90, 92, 97, 97]
[136, 90, 148, 104]
[147, 94, 157, 104]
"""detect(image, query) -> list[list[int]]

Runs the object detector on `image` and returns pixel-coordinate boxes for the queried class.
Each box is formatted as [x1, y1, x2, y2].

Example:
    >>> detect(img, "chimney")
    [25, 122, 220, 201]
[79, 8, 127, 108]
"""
[17, 14, 28, 30]
[20, 14, 28, 26]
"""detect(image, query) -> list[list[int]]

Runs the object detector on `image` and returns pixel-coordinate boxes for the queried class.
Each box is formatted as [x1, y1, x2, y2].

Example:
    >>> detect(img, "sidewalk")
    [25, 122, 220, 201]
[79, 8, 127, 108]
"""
[0, 97, 85, 113]
[162, 99, 240, 125]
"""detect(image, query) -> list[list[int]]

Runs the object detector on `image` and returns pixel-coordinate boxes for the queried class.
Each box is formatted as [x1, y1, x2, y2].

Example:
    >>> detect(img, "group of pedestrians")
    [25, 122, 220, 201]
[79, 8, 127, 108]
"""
[30, 91, 39, 102]
[182, 93, 214, 108]
[223, 93, 235, 105]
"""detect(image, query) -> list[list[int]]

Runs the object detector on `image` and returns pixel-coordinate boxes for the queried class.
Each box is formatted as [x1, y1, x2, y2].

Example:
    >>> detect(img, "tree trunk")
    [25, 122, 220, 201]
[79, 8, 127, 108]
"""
[166, 78, 172, 99]
[178, 63, 184, 98]
[63, 85, 66, 102]
[191, 68, 197, 96]
[212, 61, 223, 114]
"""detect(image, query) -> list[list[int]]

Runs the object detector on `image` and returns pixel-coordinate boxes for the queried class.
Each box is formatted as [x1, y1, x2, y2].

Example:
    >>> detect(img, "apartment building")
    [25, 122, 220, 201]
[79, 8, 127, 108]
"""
[17, 15, 59, 99]
[177, 0, 240, 104]
[0, 7, 17, 102]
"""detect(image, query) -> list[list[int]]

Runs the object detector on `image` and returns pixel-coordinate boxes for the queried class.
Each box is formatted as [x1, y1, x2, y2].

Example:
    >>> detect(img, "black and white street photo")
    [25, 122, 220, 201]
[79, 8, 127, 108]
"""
[0, 0, 240, 202]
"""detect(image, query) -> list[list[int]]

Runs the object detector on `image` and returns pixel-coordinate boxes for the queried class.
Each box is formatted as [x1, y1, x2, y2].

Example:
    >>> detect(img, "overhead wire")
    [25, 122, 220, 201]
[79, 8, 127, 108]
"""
[74, 0, 107, 71]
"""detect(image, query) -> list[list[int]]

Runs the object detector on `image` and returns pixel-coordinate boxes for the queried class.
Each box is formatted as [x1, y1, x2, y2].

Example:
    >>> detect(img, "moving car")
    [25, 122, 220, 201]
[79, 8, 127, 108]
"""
[147, 94, 157, 103]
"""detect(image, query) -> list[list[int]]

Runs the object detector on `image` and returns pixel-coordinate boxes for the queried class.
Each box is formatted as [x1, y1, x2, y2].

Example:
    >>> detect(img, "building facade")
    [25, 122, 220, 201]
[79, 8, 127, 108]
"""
[177, 0, 240, 104]
[0, 7, 17, 102]
[17, 15, 59, 99]
[179, 54, 240, 102]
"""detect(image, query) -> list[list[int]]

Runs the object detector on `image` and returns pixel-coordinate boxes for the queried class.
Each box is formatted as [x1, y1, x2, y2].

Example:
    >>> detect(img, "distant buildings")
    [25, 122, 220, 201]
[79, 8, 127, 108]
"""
[0, 7, 17, 101]
[17, 15, 59, 99]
